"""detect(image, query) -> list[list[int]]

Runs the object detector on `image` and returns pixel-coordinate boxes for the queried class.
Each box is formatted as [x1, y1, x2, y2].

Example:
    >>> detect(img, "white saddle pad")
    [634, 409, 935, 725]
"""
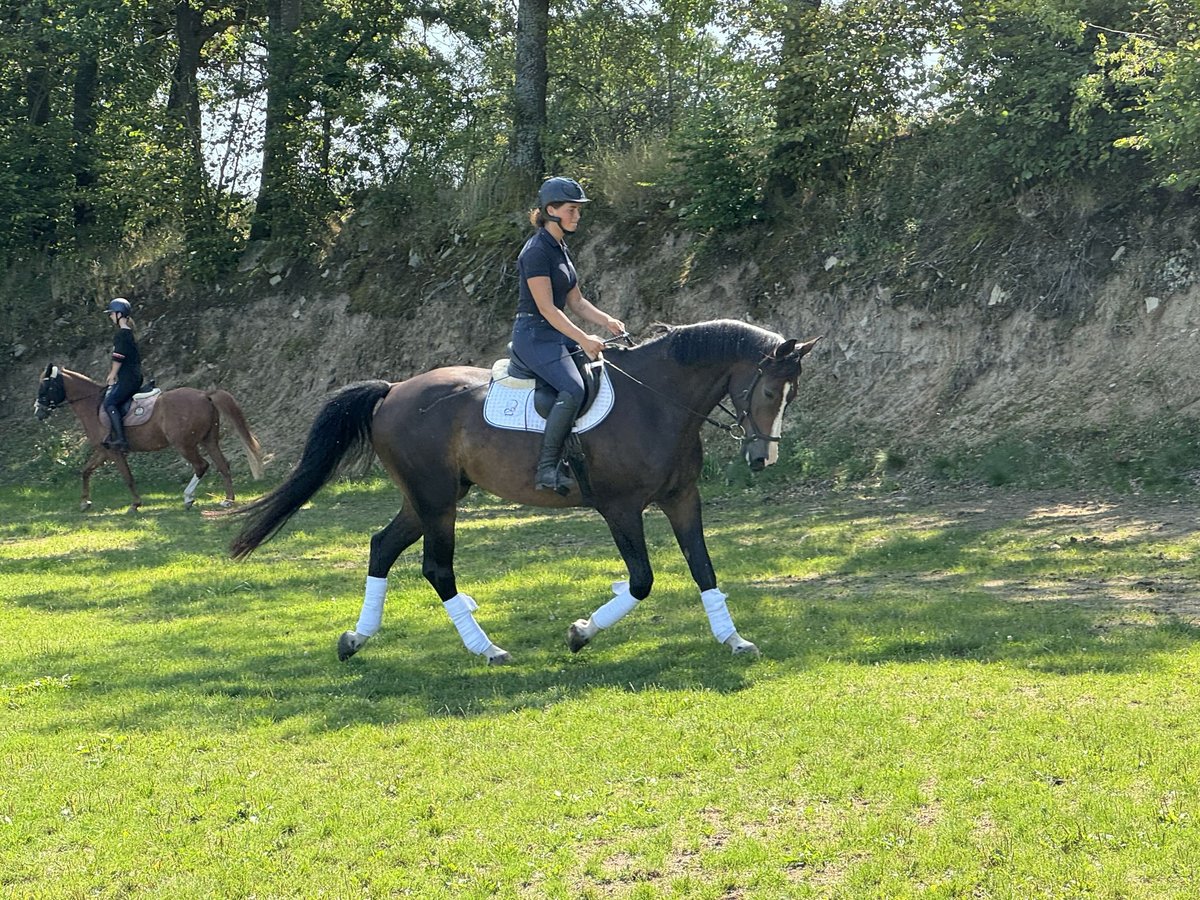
[483, 365, 615, 433]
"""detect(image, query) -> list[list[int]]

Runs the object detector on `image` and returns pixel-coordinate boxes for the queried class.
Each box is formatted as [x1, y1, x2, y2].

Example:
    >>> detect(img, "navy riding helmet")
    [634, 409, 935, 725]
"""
[538, 177, 590, 210]
[106, 297, 132, 317]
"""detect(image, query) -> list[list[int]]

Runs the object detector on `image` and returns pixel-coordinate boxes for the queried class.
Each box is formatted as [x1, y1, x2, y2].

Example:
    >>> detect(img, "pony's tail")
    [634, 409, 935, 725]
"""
[228, 380, 392, 560]
[208, 389, 265, 480]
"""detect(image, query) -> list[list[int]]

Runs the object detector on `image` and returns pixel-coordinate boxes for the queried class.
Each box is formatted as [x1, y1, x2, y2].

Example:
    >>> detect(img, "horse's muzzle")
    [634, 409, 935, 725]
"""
[744, 439, 775, 472]
[33, 401, 51, 421]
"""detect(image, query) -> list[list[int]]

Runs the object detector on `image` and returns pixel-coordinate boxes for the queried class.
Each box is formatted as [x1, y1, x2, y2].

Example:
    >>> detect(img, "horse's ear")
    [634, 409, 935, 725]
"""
[795, 337, 822, 359]
[43, 363, 53, 378]
[772, 339, 797, 359]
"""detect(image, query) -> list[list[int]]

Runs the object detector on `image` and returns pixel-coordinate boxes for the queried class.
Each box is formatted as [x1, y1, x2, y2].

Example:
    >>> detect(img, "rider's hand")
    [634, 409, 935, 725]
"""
[580, 334, 606, 360]
[605, 316, 626, 336]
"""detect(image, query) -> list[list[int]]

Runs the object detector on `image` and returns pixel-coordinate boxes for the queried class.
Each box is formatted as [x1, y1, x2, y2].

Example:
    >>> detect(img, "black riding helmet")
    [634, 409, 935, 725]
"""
[539, 177, 590, 231]
[106, 297, 132, 317]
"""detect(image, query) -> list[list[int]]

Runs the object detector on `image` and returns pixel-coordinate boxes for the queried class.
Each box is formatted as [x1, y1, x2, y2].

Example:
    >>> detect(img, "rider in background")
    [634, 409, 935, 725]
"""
[102, 297, 143, 451]
[512, 176, 625, 495]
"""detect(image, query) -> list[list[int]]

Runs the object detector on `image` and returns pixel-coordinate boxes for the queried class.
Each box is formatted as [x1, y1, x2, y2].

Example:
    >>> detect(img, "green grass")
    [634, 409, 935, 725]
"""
[3, 475, 1200, 897]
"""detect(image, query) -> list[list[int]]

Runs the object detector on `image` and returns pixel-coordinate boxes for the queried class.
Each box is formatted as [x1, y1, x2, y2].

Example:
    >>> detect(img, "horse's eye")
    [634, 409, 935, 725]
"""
[763, 388, 778, 401]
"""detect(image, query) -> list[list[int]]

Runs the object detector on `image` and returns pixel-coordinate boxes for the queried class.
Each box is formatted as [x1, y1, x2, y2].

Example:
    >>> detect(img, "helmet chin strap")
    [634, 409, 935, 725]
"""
[542, 207, 576, 235]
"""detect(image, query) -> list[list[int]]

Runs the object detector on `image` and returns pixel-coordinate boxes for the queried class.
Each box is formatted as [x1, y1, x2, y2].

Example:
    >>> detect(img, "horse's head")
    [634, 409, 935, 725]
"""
[732, 336, 821, 471]
[34, 364, 66, 421]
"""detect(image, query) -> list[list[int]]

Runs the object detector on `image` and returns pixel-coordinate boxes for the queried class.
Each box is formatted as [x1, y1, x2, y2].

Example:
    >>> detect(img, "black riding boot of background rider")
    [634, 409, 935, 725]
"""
[102, 385, 130, 451]
[535, 391, 581, 495]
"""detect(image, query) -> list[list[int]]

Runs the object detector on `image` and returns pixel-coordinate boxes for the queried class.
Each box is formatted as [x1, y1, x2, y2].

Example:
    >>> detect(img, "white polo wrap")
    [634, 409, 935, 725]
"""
[355, 576, 388, 637]
[444, 593, 493, 655]
[591, 581, 639, 630]
[701, 588, 736, 643]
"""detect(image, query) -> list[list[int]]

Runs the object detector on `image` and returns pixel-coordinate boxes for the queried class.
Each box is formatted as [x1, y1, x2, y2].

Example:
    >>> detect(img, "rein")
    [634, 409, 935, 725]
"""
[601, 356, 779, 443]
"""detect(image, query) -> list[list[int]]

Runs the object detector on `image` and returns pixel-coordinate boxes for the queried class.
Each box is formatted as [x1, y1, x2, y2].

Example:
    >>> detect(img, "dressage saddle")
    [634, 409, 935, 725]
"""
[504, 344, 604, 420]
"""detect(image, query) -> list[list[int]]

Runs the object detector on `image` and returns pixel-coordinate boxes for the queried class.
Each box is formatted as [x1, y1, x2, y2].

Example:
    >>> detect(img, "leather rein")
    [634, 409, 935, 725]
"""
[600, 355, 784, 444]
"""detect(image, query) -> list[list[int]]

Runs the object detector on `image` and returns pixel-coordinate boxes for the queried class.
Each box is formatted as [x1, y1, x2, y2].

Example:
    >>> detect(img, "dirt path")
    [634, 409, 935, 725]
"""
[749, 486, 1200, 623]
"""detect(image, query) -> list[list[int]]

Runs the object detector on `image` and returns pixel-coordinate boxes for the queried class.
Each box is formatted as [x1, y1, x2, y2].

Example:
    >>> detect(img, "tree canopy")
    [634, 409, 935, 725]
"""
[1, 0, 1195, 276]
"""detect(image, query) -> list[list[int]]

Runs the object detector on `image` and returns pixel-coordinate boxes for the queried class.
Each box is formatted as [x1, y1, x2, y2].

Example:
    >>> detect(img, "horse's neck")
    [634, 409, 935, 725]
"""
[626, 355, 732, 421]
[63, 373, 103, 432]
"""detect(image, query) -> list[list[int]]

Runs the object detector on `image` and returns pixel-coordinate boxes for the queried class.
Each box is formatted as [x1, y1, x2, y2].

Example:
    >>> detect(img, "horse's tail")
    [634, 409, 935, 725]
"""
[228, 380, 392, 560]
[208, 389, 266, 480]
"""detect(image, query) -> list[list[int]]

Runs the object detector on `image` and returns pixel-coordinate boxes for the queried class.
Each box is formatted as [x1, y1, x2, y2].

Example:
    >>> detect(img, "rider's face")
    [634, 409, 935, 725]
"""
[555, 203, 583, 232]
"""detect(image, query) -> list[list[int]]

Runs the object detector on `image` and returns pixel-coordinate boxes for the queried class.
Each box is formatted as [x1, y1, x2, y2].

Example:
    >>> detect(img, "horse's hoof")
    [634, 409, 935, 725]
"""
[219, 499, 234, 508]
[485, 645, 512, 665]
[567, 620, 592, 653]
[80, 501, 92, 512]
[338, 631, 367, 661]
[183, 499, 195, 510]
[726, 635, 760, 658]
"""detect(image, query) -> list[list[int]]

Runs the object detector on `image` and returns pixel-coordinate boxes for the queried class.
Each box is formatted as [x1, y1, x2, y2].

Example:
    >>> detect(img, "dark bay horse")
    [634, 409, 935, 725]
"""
[229, 319, 819, 663]
[34, 365, 265, 511]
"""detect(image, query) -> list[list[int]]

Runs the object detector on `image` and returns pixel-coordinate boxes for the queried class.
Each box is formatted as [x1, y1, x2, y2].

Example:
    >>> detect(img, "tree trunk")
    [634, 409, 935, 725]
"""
[168, 0, 215, 247]
[512, 0, 548, 184]
[72, 49, 99, 231]
[769, 0, 823, 200]
[251, 0, 303, 242]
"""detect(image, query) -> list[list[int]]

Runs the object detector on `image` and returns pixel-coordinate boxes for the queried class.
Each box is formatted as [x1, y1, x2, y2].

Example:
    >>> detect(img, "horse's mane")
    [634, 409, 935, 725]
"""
[625, 319, 783, 366]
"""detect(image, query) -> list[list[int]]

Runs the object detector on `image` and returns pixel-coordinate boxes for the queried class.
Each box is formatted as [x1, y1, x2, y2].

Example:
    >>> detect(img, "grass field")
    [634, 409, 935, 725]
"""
[3, 471, 1200, 898]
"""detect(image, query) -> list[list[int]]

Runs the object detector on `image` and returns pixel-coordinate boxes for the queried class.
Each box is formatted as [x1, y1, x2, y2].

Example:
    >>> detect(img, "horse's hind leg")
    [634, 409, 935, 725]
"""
[660, 486, 758, 657]
[201, 433, 236, 507]
[338, 505, 424, 661]
[568, 505, 651, 653]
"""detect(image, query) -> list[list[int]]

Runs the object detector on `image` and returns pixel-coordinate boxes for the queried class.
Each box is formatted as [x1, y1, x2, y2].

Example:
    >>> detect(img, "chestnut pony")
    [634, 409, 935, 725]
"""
[34, 364, 264, 511]
[228, 319, 818, 663]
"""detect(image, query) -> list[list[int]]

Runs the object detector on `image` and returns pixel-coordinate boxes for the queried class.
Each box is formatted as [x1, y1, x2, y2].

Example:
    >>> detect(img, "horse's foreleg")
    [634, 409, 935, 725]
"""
[338, 507, 422, 661]
[179, 445, 212, 509]
[79, 448, 106, 512]
[110, 452, 142, 512]
[568, 507, 652, 653]
[660, 487, 758, 657]
[421, 508, 510, 665]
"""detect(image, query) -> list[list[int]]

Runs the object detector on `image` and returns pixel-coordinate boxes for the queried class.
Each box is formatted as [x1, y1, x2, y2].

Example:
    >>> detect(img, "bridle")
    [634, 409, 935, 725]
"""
[603, 351, 795, 446]
[33, 370, 89, 418]
[728, 364, 788, 446]
[34, 372, 66, 415]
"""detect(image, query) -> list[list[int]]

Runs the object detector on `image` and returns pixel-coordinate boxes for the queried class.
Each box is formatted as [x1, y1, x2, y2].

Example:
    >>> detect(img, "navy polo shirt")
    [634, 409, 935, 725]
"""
[516, 228, 577, 317]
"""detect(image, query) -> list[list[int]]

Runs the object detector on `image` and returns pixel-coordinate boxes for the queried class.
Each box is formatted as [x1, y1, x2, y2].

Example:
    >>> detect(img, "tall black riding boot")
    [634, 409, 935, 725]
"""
[535, 392, 580, 495]
[103, 401, 130, 451]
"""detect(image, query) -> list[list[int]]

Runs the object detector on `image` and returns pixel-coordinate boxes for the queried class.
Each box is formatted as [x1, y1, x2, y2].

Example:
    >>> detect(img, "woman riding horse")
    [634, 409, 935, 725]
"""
[512, 177, 626, 495]
[102, 297, 143, 451]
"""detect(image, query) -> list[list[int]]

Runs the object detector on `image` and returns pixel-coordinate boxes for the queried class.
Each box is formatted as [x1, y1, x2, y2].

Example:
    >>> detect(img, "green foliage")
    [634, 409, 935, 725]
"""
[1095, 3, 1200, 190]
[932, 0, 1145, 192]
[668, 104, 765, 233]
[0, 0, 1196, 323]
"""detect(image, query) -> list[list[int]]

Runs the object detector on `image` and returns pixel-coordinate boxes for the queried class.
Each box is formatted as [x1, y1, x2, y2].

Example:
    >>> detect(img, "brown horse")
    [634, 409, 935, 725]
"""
[228, 319, 819, 663]
[34, 365, 265, 512]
